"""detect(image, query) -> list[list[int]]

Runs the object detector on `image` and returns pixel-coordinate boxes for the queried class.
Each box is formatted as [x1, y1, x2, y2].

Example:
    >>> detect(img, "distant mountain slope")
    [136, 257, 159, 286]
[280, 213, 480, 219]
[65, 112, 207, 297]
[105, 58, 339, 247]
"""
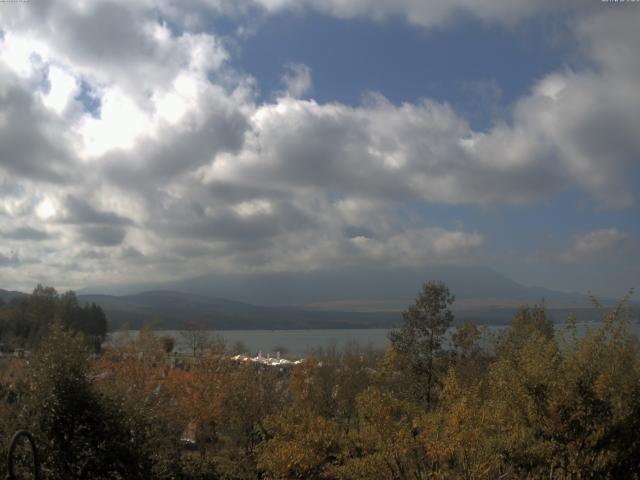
[77, 289, 626, 330]
[0, 289, 28, 303]
[72, 265, 632, 329]
[3, 283, 634, 331]
[9, 265, 633, 330]
[80, 265, 593, 309]
[76, 290, 399, 330]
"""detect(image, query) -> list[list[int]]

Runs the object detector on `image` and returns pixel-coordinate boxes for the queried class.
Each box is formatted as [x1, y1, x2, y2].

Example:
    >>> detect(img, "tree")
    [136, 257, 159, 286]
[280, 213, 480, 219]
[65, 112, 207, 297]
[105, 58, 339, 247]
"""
[20, 322, 151, 479]
[160, 336, 176, 354]
[451, 321, 481, 358]
[451, 321, 489, 388]
[327, 387, 426, 480]
[257, 409, 342, 479]
[83, 303, 108, 351]
[0, 286, 109, 351]
[180, 321, 211, 357]
[388, 281, 455, 406]
[57, 293, 108, 352]
[496, 304, 553, 359]
[230, 340, 249, 355]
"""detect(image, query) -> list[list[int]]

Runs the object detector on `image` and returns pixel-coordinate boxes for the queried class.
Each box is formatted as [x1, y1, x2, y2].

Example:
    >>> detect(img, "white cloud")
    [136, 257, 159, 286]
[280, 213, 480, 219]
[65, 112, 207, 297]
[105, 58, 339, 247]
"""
[522, 228, 635, 267]
[349, 228, 484, 265]
[0, 2, 637, 290]
[40, 64, 79, 115]
[280, 63, 312, 99]
[77, 86, 152, 157]
[571, 228, 627, 259]
[35, 198, 58, 221]
[252, 0, 582, 28]
[233, 199, 273, 217]
[460, 9, 640, 208]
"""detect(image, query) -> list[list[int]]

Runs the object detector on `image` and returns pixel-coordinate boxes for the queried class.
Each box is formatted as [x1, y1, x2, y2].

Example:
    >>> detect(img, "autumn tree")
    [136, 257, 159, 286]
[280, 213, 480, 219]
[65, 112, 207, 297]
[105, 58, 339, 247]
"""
[451, 321, 481, 358]
[483, 294, 640, 479]
[422, 369, 504, 479]
[328, 387, 426, 480]
[257, 409, 342, 479]
[212, 364, 283, 479]
[451, 321, 490, 388]
[93, 327, 186, 479]
[546, 295, 640, 478]
[19, 323, 152, 479]
[496, 304, 553, 358]
[388, 281, 455, 406]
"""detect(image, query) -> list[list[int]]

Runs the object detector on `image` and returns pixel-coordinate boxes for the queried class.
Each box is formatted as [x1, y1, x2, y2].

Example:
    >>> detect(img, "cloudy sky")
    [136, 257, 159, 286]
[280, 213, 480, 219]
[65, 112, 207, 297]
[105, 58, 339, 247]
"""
[0, 0, 638, 297]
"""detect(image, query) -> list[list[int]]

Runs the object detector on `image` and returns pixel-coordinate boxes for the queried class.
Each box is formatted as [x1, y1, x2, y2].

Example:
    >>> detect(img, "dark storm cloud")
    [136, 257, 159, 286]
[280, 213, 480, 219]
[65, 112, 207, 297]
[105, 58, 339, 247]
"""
[0, 252, 20, 267]
[0, 178, 25, 198]
[78, 225, 127, 247]
[205, 181, 288, 203]
[0, 77, 75, 184]
[4, 226, 51, 241]
[62, 195, 134, 226]
[119, 246, 144, 259]
[153, 200, 315, 244]
[344, 226, 373, 239]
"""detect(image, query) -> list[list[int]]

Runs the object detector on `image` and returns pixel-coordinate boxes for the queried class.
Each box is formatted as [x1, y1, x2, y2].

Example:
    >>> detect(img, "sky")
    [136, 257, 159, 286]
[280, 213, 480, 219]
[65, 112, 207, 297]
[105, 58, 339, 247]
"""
[0, 0, 639, 298]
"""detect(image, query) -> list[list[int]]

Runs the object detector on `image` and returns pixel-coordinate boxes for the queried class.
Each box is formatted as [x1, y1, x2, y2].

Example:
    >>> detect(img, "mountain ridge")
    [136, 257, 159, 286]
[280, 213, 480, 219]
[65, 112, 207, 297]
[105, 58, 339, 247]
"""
[79, 265, 596, 307]
[5, 266, 634, 330]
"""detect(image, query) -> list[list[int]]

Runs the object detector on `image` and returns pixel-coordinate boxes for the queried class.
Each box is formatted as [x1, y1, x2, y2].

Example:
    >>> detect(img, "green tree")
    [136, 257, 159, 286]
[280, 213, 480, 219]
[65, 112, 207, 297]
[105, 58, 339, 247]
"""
[0, 286, 108, 350]
[18, 323, 151, 480]
[388, 281, 455, 406]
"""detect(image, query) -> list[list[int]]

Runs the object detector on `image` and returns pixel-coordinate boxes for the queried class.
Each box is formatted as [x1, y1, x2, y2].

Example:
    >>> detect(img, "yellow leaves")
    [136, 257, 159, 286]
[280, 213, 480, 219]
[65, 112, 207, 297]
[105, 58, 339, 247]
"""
[19, 296, 640, 479]
[334, 388, 426, 479]
[418, 370, 504, 479]
[355, 387, 420, 455]
[325, 453, 390, 480]
[259, 389, 434, 480]
[415, 412, 452, 466]
[477, 300, 640, 477]
[258, 409, 341, 479]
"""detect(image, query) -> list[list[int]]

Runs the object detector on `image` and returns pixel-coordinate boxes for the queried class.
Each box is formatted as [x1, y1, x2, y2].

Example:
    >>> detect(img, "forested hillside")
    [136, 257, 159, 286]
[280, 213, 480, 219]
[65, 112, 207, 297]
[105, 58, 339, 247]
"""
[1, 283, 638, 479]
[0, 285, 108, 351]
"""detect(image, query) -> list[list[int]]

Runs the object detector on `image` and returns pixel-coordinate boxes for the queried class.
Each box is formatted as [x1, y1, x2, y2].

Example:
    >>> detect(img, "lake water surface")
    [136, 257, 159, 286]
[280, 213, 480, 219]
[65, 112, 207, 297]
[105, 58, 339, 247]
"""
[109, 320, 640, 357]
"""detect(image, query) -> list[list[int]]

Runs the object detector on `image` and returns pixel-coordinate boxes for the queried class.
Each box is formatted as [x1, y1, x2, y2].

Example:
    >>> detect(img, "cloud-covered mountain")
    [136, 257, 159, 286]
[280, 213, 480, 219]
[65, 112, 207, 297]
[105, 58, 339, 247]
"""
[81, 265, 589, 307]
[8, 263, 636, 330]
[84, 266, 635, 329]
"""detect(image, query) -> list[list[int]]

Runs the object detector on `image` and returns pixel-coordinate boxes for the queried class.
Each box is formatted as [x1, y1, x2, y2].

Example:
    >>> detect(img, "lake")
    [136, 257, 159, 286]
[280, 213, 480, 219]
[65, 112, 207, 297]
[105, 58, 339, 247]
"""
[108, 320, 640, 357]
